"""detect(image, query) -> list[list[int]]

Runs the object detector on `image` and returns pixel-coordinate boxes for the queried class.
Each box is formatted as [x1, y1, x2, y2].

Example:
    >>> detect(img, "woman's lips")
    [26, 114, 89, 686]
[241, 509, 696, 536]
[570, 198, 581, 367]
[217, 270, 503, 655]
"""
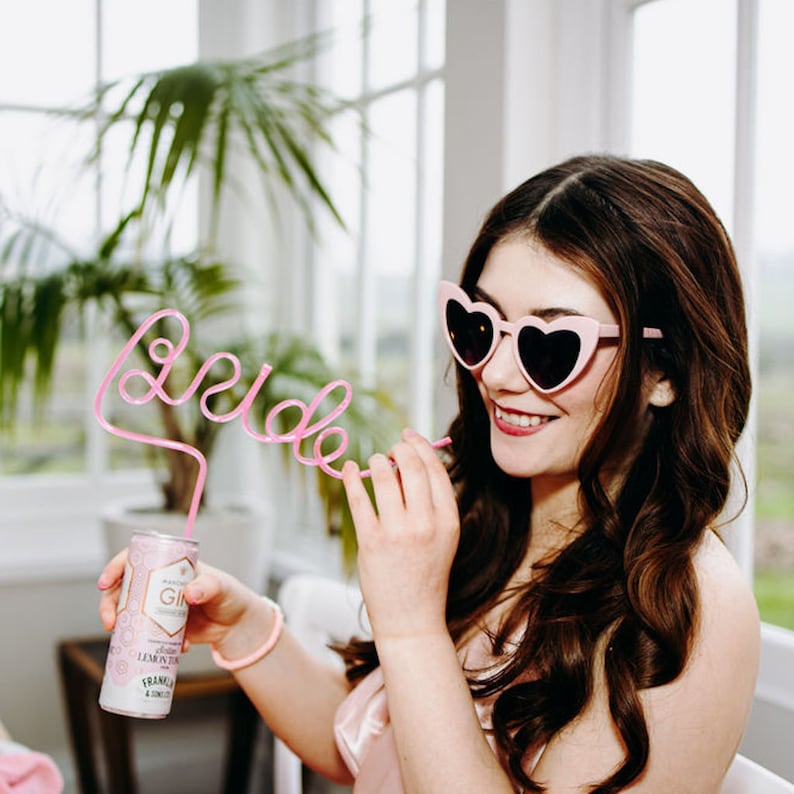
[493, 404, 556, 436]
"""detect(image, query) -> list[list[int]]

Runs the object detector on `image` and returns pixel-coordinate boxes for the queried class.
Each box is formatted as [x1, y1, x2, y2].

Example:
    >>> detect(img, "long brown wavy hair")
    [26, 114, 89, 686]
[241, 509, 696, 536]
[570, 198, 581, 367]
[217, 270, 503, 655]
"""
[338, 155, 751, 792]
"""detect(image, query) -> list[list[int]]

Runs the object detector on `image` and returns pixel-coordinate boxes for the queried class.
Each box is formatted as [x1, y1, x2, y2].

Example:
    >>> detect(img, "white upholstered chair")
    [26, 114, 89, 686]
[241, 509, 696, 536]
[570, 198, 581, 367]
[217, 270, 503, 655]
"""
[721, 753, 794, 793]
[273, 573, 369, 794]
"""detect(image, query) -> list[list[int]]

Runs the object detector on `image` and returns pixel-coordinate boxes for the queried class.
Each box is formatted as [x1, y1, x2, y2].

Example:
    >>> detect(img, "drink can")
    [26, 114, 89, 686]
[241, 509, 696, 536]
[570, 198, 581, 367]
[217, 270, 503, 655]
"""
[99, 530, 200, 719]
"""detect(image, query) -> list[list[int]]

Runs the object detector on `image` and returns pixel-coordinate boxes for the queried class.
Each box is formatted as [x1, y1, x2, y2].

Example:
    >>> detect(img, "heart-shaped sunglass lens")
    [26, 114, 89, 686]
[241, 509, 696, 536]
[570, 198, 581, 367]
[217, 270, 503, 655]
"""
[517, 327, 581, 390]
[446, 301, 494, 367]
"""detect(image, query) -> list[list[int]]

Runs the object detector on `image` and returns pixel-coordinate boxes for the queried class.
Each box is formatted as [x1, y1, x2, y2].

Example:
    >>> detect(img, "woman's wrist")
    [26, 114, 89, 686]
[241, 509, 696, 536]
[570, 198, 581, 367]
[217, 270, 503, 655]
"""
[211, 594, 281, 667]
[211, 597, 284, 671]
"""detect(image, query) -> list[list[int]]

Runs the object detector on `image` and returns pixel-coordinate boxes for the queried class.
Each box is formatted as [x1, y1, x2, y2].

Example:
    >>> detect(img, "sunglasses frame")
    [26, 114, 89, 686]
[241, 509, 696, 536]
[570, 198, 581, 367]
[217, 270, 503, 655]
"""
[438, 280, 663, 394]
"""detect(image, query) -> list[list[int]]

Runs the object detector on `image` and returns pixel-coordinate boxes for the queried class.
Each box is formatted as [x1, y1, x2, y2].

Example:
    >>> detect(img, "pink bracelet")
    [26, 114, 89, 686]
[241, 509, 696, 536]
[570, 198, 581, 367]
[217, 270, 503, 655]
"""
[210, 596, 284, 672]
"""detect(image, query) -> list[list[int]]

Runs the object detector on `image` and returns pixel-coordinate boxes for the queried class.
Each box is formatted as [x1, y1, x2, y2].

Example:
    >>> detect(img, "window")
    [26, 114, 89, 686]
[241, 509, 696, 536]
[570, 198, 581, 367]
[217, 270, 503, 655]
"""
[254, 0, 447, 556]
[628, 0, 794, 631]
[306, 0, 446, 435]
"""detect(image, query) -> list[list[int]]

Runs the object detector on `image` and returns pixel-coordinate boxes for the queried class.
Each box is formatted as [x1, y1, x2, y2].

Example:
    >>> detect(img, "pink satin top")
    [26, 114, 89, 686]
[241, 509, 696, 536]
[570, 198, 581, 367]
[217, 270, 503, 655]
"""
[333, 630, 535, 793]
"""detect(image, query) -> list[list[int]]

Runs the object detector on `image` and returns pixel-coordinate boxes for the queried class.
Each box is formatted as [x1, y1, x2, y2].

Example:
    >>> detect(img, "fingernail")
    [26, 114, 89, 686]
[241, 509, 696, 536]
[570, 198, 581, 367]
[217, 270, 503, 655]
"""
[402, 427, 417, 439]
[97, 577, 108, 591]
[186, 588, 203, 605]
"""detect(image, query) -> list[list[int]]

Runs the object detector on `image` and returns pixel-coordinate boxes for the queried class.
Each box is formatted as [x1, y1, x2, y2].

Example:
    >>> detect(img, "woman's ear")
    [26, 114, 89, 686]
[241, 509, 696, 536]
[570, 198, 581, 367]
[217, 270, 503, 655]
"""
[648, 372, 676, 407]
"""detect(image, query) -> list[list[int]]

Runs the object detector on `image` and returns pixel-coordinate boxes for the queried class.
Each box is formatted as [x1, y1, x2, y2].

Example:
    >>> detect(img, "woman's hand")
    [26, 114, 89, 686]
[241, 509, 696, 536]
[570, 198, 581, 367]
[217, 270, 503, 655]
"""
[97, 554, 265, 655]
[342, 428, 460, 642]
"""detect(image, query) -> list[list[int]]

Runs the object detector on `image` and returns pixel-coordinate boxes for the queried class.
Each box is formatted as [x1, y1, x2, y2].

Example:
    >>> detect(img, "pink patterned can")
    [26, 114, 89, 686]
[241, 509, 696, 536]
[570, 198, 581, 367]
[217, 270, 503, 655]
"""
[99, 530, 199, 718]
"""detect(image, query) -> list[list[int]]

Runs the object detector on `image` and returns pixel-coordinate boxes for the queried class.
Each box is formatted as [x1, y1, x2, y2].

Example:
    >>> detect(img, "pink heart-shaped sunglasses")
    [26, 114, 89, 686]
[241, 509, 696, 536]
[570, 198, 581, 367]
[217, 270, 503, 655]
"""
[438, 281, 663, 394]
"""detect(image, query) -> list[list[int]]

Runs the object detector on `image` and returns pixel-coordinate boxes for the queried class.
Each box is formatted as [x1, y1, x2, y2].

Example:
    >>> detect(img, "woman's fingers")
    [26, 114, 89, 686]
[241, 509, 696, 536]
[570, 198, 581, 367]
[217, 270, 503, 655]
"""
[97, 554, 226, 632]
[345, 430, 453, 525]
[401, 429, 459, 524]
[98, 590, 119, 631]
[96, 549, 127, 591]
[184, 568, 222, 607]
[97, 549, 128, 630]
[96, 552, 261, 655]
[369, 450, 414, 517]
[342, 460, 379, 529]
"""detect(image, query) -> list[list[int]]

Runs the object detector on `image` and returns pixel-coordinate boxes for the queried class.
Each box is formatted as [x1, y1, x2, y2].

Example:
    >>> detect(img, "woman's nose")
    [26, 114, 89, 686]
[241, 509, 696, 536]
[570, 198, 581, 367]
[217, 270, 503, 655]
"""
[479, 333, 527, 392]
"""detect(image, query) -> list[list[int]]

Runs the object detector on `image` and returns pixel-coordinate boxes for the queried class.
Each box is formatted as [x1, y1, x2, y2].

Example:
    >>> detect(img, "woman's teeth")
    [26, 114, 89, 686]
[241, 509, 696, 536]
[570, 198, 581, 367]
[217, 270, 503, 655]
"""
[495, 406, 551, 428]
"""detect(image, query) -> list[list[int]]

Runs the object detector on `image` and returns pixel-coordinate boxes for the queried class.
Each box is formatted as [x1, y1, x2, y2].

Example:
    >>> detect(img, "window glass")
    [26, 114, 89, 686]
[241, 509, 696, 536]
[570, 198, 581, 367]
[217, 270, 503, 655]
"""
[0, 0, 96, 105]
[419, 78, 444, 280]
[317, 0, 365, 100]
[368, 88, 418, 401]
[313, 107, 363, 366]
[102, 0, 198, 79]
[368, 0, 418, 92]
[0, 312, 87, 475]
[0, 111, 96, 252]
[752, 0, 794, 629]
[0, 112, 95, 476]
[423, 0, 446, 69]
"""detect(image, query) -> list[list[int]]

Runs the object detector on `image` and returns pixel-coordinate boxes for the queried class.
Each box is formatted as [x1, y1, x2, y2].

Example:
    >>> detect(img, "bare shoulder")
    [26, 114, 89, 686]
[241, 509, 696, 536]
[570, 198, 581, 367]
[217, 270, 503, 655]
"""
[530, 531, 760, 792]
[630, 530, 761, 790]
[685, 529, 761, 731]
[692, 529, 761, 652]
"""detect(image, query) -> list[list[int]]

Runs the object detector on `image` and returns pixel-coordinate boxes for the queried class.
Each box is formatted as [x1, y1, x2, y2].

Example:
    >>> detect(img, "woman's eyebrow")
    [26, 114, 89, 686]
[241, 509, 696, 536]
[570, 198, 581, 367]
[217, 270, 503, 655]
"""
[471, 285, 504, 313]
[472, 285, 585, 321]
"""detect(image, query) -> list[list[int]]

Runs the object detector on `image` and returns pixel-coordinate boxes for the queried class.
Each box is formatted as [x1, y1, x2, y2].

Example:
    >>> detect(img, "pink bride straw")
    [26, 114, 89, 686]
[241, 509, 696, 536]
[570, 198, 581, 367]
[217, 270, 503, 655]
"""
[94, 308, 452, 538]
[93, 310, 210, 538]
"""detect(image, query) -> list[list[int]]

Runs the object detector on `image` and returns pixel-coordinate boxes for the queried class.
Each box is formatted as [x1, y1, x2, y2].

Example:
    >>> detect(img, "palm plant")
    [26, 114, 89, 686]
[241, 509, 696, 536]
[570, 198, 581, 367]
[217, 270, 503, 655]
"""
[90, 33, 344, 244]
[0, 35, 398, 552]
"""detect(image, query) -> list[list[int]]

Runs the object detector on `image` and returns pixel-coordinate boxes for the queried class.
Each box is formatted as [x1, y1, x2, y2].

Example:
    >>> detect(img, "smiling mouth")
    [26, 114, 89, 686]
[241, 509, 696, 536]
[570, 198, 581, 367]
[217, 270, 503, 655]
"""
[494, 405, 555, 429]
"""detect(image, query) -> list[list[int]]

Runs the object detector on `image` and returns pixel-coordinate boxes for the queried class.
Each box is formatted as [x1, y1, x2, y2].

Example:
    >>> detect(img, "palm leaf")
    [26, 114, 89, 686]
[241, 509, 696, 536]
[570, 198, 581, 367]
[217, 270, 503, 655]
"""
[30, 275, 67, 401]
[0, 282, 29, 425]
[84, 32, 345, 239]
[210, 91, 232, 240]
[157, 66, 218, 201]
[0, 208, 79, 276]
[155, 256, 240, 321]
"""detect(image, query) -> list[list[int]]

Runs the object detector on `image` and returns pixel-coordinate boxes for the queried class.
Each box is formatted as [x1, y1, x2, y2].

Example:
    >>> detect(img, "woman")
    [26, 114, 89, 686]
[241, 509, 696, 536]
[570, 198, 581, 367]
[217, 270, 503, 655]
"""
[99, 155, 760, 793]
